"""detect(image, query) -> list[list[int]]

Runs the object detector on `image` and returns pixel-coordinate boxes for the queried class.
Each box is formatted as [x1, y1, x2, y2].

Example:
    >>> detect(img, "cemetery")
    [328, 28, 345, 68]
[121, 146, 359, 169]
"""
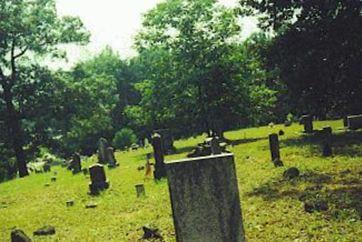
[0, 119, 361, 241]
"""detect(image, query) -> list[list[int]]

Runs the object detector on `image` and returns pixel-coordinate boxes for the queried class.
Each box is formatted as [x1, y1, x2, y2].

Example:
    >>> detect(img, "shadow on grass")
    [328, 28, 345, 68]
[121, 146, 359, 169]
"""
[282, 130, 362, 157]
[246, 169, 362, 220]
[230, 137, 267, 146]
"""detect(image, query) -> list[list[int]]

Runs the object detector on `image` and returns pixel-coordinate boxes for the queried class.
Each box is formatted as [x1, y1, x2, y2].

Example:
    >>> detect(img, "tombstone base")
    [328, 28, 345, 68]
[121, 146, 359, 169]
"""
[89, 181, 110, 195]
[273, 159, 284, 167]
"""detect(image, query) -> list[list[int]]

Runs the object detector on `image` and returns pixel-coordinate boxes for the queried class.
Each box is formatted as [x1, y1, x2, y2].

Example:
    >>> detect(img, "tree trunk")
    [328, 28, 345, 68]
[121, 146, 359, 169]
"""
[3, 85, 28, 177]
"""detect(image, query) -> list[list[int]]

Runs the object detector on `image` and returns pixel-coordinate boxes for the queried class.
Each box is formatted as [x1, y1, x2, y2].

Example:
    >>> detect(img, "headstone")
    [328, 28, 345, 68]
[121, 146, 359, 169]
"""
[300, 115, 313, 133]
[89, 164, 110, 195]
[135, 184, 146, 197]
[33, 226, 56, 236]
[43, 163, 51, 173]
[11, 229, 31, 242]
[166, 153, 245, 242]
[347, 114, 362, 130]
[153, 129, 175, 154]
[151, 133, 167, 180]
[97, 138, 109, 164]
[70, 153, 81, 174]
[322, 126, 332, 157]
[269, 133, 283, 167]
[106, 147, 118, 167]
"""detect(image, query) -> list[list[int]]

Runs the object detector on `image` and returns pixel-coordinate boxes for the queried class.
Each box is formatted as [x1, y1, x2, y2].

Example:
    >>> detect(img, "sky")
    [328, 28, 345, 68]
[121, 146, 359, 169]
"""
[55, 0, 258, 68]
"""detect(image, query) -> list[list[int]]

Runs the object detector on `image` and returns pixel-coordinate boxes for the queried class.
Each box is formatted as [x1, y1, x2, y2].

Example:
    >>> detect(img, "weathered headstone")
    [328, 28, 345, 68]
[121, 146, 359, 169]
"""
[166, 153, 245, 242]
[322, 126, 332, 157]
[135, 184, 146, 197]
[347, 114, 362, 130]
[106, 147, 118, 167]
[153, 129, 175, 154]
[97, 138, 109, 164]
[269, 133, 283, 167]
[300, 115, 314, 133]
[70, 153, 81, 174]
[89, 164, 110, 195]
[152, 133, 167, 180]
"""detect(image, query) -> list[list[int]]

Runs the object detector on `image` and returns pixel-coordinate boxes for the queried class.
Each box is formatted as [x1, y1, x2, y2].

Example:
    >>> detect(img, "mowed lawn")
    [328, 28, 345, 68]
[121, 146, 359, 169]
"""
[0, 120, 361, 241]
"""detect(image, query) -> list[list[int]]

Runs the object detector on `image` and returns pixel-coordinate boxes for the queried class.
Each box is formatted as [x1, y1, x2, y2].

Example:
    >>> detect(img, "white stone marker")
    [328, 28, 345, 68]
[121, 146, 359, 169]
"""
[166, 153, 245, 242]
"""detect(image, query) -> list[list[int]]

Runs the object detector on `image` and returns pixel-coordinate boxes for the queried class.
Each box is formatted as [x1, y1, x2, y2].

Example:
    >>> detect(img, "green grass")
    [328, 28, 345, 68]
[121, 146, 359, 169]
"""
[0, 120, 361, 241]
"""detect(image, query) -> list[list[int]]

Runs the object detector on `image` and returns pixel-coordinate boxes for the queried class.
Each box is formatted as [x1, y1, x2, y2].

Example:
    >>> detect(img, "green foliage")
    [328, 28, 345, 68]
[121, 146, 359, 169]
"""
[112, 128, 138, 150]
[240, 0, 362, 117]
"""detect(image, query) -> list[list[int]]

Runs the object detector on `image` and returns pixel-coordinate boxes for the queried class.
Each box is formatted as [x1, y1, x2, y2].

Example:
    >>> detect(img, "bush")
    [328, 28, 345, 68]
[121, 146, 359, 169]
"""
[112, 128, 137, 150]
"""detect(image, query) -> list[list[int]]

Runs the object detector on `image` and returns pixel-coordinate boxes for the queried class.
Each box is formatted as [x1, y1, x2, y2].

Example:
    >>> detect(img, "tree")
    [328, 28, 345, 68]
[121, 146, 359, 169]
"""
[134, 0, 247, 137]
[240, 0, 362, 118]
[0, 0, 89, 177]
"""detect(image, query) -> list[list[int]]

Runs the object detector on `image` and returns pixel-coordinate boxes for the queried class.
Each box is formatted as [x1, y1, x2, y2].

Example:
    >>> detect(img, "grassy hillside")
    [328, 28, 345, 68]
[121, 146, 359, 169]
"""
[0, 120, 361, 241]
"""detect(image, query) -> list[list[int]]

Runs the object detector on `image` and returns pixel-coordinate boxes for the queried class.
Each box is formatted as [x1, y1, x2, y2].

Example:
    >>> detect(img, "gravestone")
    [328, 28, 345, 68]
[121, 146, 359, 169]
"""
[166, 153, 245, 242]
[135, 184, 146, 197]
[97, 138, 109, 164]
[151, 133, 167, 180]
[269, 133, 283, 167]
[347, 114, 362, 130]
[70, 153, 81, 174]
[153, 129, 175, 154]
[11, 229, 31, 242]
[89, 164, 110, 195]
[322, 126, 332, 157]
[299, 115, 313, 133]
[106, 147, 118, 167]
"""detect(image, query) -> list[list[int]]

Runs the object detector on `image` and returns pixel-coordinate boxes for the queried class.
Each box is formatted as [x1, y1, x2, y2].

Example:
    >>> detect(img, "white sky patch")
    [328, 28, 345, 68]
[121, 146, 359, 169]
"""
[53, 0, 258, 69]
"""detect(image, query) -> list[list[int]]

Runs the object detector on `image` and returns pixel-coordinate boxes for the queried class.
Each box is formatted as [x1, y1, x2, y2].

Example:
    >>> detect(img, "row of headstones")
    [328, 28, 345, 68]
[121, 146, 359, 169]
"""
[300, 114, 362, 133]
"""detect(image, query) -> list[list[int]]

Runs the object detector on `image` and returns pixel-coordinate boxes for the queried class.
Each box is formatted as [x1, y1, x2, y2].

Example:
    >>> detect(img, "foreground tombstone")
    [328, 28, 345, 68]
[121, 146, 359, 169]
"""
[152, 133, 167, 180]
[153, 129, 175, 154]
[89, 164, 110, 195]
[347, 114, 362, 130]
[166, 153, 245, 242]
[299, 115, 314, 133]
[97, 138, 109, 164]
[269, 133, 283, 167]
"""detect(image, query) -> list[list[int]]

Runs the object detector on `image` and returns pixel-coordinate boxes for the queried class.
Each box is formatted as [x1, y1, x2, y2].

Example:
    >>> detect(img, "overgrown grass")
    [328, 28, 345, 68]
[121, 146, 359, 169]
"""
[0, 120, 361, 241]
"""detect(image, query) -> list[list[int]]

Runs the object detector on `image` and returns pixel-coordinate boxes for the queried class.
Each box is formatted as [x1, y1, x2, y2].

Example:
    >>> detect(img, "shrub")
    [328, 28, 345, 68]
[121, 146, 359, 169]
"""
[113, 128, 137, 150]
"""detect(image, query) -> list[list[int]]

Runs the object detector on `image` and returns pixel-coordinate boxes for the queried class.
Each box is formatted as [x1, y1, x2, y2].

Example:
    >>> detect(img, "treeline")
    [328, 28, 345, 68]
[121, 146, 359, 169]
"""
[0, 0, 361, 180]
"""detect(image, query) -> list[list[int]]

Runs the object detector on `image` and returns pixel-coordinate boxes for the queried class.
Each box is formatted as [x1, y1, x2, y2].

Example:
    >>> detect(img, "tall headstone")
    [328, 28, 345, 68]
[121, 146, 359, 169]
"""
[106, 147, 118, 167]
[322, 126, 332, 157]
[89, 164, 110, 195]
[151, 133, 167, 180]
[166, 154, 245, 242]
[70, 153, 81, 174]
[269, 133, 283, 167]
[300, 115, 314, 133]
[153, 129, 175, 154]
[97, 138, 108, 164]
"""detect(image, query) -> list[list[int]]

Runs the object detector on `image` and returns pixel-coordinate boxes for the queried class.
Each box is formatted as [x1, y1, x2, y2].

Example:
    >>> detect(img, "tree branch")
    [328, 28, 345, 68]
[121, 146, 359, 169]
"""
[13, 46, 28, 59]
[10, 38, 17, 81]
